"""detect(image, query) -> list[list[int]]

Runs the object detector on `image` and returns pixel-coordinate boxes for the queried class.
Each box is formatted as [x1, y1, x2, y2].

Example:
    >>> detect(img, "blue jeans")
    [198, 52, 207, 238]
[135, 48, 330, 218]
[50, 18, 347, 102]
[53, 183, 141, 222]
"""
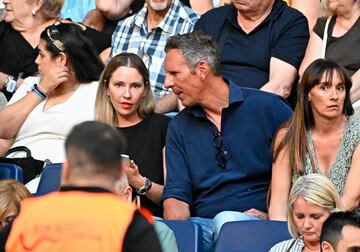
[190, 211, 260, 252]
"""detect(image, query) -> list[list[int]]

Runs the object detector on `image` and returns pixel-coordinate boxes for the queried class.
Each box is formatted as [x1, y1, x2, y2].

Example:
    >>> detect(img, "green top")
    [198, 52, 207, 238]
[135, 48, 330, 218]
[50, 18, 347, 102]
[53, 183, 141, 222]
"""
[293, 116, 360, 195]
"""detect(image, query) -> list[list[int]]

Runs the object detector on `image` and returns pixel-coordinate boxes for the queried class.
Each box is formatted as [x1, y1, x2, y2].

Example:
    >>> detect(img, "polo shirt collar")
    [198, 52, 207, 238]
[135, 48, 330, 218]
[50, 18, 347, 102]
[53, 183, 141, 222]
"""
[188, 79, 244, 118]
[134, 0, 180, 34]
[227, 0, 286, 30]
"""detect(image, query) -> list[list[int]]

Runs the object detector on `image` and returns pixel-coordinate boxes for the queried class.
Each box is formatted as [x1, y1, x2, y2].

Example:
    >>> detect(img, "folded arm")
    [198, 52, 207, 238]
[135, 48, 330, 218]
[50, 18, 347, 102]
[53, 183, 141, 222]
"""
[163, 198, 191, 220]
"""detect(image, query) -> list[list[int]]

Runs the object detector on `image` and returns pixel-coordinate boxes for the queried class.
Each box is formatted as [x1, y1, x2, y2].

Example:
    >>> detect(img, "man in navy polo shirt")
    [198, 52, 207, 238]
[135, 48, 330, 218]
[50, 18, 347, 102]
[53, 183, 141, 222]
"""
[162, 31, 293, 252]
[194, 0, 309, 102]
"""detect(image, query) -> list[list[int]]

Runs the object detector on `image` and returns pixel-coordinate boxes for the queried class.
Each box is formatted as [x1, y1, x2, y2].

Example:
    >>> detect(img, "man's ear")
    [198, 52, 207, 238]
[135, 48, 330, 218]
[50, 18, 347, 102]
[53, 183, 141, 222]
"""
[321, 241, 335, 252]
[61, 160, 69, 184]
[196, 60, 209, 81]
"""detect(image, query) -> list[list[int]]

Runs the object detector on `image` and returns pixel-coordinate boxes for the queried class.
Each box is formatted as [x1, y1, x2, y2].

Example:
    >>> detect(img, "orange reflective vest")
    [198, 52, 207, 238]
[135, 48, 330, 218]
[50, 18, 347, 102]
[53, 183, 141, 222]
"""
[6, 191, 150, 252]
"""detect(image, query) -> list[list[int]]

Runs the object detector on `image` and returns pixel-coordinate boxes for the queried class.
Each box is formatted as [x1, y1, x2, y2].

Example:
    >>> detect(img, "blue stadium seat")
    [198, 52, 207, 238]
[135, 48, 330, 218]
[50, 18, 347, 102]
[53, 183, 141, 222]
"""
[0, 163, 23, 182]
[35, 163, 62, 196]
[160, 220, 203, 252]
[215, 220, 291, 252]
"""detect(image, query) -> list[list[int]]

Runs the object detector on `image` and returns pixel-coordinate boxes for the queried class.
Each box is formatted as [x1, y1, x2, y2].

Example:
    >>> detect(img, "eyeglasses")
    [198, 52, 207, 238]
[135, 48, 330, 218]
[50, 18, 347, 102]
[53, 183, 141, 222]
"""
[213, 132, 229, 169]
[46, 26, 65, 52]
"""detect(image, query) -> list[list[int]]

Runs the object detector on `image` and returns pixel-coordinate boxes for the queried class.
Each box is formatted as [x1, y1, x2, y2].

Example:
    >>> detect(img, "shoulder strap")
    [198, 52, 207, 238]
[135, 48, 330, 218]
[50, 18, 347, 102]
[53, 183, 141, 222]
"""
[321, 16, 332, 59]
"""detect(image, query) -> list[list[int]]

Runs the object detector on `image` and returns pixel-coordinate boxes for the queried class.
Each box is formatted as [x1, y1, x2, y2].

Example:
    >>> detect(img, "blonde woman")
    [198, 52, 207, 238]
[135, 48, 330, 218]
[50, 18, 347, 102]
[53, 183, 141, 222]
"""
[269, 174, 343, 252]
[95, 53, 170, 217]
[0, 180, 31, 228]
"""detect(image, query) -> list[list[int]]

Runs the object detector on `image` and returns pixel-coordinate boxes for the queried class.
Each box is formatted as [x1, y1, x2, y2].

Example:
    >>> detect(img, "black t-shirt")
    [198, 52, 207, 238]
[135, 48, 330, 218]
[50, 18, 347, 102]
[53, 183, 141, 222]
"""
[117, 113, 170, 217]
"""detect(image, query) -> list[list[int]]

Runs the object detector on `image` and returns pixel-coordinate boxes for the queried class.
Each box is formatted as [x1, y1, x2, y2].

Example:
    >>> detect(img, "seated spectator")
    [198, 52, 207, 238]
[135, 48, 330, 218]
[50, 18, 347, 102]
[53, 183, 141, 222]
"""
[0, 121, 162, 251]
[115, 175, 179, 252]
[95, 53, 170, 217]
[0, 23, 103, 167]
[110, 0, 199, 113]
[269, 59, 360, 221]
[194, 0, 309, 100]
[162, 31, 292, 252]
[299, 0, 360, 115]
[0, 180, 31, 229]
[269, 174, 343, 252]
[0, 0, 109, 100]
[320, 211, 360, 252]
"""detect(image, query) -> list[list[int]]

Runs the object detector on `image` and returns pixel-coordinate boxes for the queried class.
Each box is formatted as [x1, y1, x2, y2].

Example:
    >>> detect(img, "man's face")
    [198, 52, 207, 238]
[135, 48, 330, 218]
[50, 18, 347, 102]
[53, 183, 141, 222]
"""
[334, 225, 360, 252]
[231, 0, 274, 14]
[146, 0, 172, 11]
[164, 49, 204, 107]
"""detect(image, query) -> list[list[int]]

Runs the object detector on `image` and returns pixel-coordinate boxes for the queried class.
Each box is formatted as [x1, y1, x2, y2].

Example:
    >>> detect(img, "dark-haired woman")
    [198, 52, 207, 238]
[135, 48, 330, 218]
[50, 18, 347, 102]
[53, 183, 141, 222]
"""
[0, 23, 103, 164]
[269, 59, 360, 220]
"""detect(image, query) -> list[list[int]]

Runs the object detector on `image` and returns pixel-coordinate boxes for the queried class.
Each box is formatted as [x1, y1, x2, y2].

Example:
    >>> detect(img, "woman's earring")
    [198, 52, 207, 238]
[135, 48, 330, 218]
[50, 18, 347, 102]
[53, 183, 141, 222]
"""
[32, 10, 37, 16]
[308, 96, 311, 102]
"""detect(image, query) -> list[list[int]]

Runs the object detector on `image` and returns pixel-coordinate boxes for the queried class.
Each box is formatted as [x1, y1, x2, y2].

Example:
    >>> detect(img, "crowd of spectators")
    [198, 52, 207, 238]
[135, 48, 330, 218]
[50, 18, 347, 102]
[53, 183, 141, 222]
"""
[0, 0, 360, 251]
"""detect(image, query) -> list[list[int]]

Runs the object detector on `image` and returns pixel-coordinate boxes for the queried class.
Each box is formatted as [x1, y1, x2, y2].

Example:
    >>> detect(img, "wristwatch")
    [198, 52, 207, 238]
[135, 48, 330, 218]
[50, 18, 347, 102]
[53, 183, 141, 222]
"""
[136, 177, 152, 195]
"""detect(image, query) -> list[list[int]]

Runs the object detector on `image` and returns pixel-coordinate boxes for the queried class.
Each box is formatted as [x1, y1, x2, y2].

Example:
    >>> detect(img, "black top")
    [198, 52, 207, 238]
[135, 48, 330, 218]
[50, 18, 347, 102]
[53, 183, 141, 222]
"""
[118, 113, 170, 217]
[0, 186, 162, 252]
[313, 16, 360, 77]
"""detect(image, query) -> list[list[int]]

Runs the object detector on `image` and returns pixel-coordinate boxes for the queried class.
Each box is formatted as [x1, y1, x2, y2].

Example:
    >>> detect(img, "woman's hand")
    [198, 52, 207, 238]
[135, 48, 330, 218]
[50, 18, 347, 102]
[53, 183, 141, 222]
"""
[124, 160, 145, 190]
[38, 66, 70, 94]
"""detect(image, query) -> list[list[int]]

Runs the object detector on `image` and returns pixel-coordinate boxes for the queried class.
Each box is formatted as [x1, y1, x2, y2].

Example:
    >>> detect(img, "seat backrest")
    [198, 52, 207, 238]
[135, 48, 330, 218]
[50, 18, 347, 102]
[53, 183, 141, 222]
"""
[160, 220, 203, 252]
[35, 163, 62, 196]
[215, 220, 291, 252]
[0, 163, 23, 182]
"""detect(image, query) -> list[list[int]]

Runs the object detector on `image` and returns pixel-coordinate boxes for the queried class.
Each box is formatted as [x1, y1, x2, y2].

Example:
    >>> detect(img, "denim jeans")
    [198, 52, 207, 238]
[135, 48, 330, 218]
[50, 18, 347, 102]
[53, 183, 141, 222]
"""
[190, 211, 260, 252]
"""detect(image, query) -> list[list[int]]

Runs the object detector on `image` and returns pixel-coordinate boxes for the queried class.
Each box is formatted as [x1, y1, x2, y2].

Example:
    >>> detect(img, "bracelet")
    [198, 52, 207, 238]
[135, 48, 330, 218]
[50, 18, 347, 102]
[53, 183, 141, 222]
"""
[31, 84, 47, 100]
[36, 84, 48, 97]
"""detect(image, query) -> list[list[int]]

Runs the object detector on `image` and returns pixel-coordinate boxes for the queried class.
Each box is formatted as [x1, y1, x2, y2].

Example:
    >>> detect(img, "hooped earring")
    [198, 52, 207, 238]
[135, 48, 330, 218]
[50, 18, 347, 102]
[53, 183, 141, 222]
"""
[32, 10, 37, 16]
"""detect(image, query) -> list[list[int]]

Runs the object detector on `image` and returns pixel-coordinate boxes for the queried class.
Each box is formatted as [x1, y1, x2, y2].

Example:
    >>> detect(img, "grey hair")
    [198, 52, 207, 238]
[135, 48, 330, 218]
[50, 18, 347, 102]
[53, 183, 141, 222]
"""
[165, 31, 221, 76]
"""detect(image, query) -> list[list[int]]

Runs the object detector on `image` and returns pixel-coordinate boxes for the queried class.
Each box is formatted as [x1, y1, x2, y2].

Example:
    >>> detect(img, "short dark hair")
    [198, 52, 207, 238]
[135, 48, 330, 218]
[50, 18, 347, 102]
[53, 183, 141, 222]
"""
[165, 31, 221, 76]
[40, 22, 104, 83]
[320, 211, 360, 249]
[65, 121, 125, 176]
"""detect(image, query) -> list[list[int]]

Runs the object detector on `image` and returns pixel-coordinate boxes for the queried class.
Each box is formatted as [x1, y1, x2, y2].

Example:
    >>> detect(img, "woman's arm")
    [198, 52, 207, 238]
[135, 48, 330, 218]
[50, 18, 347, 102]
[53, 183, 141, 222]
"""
[0, 66, 69, 139]
[0, 139, 13, 157]
[291, 0, 320, 31]
[351, 69, 360, 103]
[189, 0, 213, 15]
[268, 128, 292, 221]
[299, 31, 323, 78]
[342, 144, 360, 211]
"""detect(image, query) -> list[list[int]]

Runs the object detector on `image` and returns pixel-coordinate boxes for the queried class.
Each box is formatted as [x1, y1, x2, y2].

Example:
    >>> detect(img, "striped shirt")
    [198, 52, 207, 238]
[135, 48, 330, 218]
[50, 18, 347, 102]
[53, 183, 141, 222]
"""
[269, 238, 304, 252]
[110, 0, 199, 99]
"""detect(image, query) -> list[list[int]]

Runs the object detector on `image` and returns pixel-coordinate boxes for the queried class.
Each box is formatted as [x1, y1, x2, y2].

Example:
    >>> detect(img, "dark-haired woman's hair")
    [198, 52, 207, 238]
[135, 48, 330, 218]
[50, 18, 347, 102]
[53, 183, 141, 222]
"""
[274, 59, 354, 174]
[40, 22, 104, 83]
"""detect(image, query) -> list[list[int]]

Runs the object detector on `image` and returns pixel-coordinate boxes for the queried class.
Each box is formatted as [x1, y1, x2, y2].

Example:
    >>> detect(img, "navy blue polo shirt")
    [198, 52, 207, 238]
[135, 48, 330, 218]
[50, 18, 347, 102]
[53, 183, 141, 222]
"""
[194, 0, 309, 89]
[162, 81, 292, 218]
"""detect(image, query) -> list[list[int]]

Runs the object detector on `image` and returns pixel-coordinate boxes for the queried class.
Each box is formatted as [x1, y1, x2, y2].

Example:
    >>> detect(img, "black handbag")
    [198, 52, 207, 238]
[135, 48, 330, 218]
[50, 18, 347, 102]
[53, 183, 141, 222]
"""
[0, 146, 45, 183]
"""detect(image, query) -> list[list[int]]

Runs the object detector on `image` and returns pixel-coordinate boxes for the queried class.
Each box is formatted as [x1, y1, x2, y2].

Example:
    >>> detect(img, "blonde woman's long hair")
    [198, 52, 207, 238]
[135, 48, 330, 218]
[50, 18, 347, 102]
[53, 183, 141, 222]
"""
[95, 53, 155, 127]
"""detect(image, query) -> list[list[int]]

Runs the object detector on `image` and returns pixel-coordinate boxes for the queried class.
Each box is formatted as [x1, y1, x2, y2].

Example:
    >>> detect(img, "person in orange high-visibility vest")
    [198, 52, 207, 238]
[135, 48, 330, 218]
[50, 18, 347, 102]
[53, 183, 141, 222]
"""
[0, 121, 162, 252]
